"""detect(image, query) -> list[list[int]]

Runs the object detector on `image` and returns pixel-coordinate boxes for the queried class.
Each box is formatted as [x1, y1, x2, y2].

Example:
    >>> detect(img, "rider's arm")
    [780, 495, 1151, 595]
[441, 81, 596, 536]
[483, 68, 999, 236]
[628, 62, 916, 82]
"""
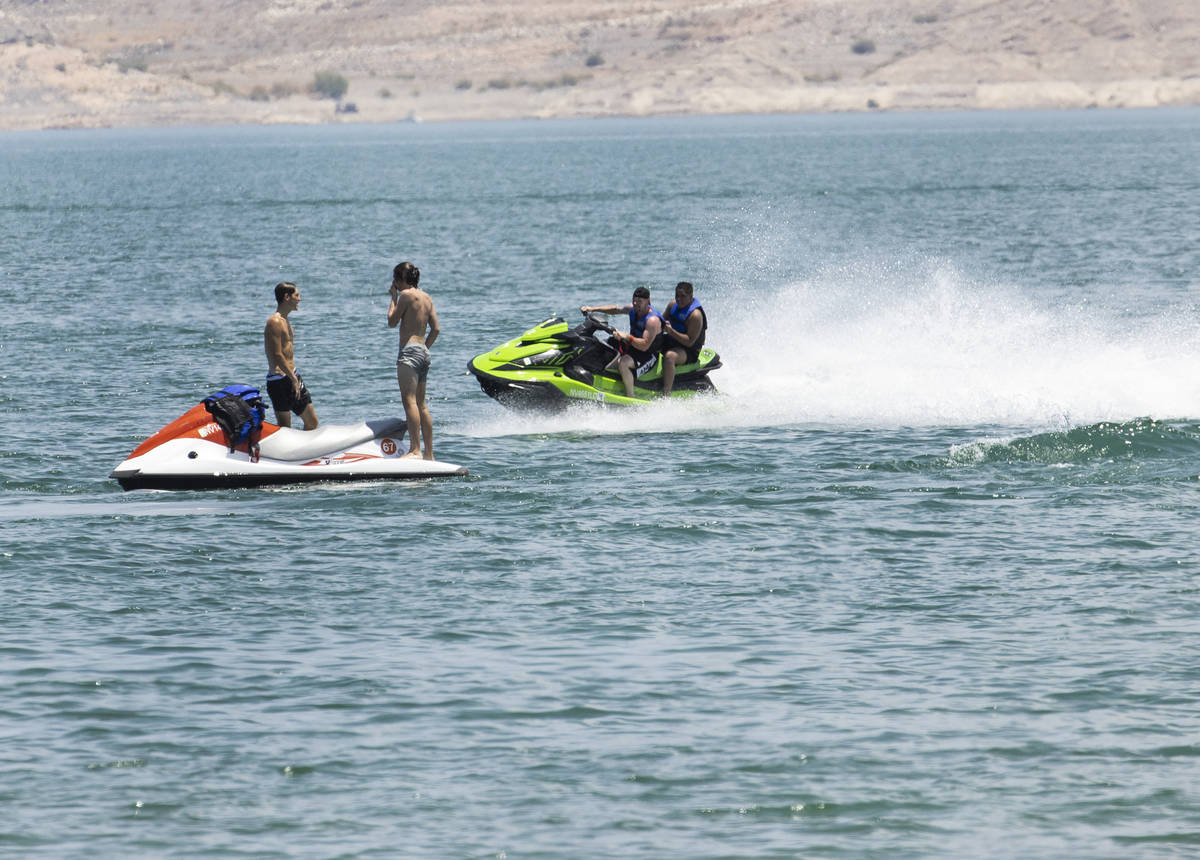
[387, 288, 406, 328]
[425, 304, 440, 349]
[674, 308, 703, 347]
[661, 302, 679, 343]
[580, 303, 630, 315]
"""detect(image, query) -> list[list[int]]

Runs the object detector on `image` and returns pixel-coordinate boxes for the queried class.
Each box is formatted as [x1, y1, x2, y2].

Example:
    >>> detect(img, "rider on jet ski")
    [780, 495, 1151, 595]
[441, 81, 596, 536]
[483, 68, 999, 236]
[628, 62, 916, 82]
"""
[580, 286, 664, 398]
[659, 281, 707, 397]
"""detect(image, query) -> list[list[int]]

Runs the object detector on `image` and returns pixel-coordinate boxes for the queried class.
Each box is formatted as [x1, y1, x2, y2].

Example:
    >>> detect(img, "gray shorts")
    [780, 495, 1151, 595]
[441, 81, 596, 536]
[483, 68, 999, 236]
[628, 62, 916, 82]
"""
[397, 342, 431, 382]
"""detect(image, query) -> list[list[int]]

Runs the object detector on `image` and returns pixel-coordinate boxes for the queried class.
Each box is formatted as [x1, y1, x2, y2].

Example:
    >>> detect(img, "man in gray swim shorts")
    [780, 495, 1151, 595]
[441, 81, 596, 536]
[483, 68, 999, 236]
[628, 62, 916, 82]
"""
[397, 341, 431, 381]
[387, 261, 440, 460]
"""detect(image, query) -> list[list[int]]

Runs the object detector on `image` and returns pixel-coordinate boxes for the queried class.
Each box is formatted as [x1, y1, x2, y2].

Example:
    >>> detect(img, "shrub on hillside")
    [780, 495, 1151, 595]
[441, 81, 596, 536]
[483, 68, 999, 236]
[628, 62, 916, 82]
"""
[851, 39, 876, 55]
[312, 71, 349, 100]
[527, 73, 583, 91]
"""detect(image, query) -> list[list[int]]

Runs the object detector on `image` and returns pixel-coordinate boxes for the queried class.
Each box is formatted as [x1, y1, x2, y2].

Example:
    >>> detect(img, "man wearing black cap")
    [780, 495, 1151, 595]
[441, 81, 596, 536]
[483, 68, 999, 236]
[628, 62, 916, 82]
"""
[581, 286, 664, 398]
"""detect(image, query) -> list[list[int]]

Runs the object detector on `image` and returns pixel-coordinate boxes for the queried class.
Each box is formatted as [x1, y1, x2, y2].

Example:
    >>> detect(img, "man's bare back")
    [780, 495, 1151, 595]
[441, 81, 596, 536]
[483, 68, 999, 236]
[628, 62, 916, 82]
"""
[389, 288, 438, 347]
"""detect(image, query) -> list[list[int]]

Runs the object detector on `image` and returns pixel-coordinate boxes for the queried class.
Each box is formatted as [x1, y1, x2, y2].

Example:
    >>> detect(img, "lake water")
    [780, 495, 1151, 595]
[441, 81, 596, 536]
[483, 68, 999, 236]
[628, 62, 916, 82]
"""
[3, 108, 1200, 857]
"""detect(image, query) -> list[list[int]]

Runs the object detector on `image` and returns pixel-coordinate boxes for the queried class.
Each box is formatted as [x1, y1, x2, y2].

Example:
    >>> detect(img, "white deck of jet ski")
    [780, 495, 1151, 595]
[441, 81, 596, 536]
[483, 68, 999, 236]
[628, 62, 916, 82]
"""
[259, 417, 407, 461]
[111, 411, 464, 489]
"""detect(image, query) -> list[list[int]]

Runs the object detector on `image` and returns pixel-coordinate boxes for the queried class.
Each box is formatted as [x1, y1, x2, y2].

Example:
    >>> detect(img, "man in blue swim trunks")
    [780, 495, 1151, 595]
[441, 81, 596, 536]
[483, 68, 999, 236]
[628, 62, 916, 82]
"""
[264, 281, 319, 430]
[387, 261, 440, 460]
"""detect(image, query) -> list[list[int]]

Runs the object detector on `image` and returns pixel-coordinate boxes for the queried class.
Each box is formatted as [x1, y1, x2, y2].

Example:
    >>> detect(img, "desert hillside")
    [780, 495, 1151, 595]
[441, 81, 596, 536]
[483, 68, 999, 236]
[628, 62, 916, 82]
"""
[2, 0, 1199, 130]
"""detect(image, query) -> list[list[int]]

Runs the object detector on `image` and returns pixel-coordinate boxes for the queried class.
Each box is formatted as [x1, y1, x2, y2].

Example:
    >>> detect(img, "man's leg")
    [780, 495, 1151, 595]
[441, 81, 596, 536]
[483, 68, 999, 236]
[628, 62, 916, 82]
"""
[416, 377, 434, 460]
[268, 378, 291, 427]
[298, 403, 318, 430]
[618, 355, 636, 397]
[396, 363, 422, 456]
[661, 348, 682, 396]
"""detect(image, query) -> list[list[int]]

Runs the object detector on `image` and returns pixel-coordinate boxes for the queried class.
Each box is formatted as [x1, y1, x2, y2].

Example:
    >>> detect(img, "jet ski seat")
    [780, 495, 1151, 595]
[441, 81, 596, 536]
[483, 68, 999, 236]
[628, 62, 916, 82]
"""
[258, 417, 408, 461]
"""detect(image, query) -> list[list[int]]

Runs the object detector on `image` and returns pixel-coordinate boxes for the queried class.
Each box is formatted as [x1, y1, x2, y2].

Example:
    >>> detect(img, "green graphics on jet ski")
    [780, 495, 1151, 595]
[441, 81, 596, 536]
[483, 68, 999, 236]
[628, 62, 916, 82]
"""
[468, 312, 721, 409]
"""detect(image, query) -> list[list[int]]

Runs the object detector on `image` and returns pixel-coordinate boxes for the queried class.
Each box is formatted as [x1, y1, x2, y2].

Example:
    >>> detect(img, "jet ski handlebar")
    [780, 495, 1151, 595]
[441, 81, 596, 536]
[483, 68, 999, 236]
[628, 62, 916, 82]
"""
[582, 310, 615, 332]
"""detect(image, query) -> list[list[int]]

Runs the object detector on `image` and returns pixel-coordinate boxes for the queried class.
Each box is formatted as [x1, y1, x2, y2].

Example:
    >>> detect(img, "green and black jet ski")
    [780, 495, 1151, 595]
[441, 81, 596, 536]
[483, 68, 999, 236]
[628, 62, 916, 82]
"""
[468, 311, 721, 409]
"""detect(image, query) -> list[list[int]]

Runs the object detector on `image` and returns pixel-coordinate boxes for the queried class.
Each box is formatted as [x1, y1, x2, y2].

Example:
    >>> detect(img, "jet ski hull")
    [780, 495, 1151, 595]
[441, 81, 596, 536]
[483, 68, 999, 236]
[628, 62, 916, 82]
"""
[111, 403, 467, 490]
[468, 316, 720, 410]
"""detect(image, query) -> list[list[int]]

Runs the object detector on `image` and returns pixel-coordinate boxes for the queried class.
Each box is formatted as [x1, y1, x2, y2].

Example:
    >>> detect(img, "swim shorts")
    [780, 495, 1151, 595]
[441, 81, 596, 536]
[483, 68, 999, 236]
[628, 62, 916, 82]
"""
[663, 341, 703, 365]
[266, 371, 313, 416]
[397, 342, 431, 382]
[627, 347, 658, 379]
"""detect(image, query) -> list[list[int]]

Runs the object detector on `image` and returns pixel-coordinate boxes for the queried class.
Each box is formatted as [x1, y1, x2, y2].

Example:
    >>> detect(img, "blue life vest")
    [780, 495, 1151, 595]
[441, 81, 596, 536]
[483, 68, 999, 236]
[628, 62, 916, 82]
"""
[628, 305, 663, 339]
[203, 384, 266, 455]
[664, 298, 706, 349]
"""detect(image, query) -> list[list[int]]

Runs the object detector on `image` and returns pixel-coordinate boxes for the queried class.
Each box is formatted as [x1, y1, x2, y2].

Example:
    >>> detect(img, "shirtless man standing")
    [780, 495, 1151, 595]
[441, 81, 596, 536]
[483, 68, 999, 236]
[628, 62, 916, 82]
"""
[387, 262, 439, 460]
[264, 281, 319, 430]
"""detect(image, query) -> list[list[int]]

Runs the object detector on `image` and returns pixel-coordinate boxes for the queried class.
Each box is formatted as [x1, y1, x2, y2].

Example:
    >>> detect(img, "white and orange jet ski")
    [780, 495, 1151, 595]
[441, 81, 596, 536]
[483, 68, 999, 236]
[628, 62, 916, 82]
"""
[111, 399, 467, 490]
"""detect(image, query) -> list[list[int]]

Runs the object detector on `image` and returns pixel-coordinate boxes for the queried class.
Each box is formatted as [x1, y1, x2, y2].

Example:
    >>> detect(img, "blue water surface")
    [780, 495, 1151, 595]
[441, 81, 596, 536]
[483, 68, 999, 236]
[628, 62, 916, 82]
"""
[3, 108, 1200, 858]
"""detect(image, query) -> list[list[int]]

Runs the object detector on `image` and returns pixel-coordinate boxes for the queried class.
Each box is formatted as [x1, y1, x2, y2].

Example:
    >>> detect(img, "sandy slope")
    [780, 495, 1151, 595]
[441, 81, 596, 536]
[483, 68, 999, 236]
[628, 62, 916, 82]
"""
[2, 0, 1198, 130]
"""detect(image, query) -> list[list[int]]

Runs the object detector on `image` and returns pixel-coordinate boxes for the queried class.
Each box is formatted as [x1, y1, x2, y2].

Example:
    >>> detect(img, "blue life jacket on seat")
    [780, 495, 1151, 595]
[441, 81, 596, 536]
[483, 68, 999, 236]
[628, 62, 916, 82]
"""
[203, 384, 266, 456]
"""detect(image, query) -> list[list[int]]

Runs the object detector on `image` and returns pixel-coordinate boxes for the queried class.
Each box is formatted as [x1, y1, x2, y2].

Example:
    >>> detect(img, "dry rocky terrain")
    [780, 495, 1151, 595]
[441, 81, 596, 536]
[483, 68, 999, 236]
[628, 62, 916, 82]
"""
[1, 0, 1198, 130]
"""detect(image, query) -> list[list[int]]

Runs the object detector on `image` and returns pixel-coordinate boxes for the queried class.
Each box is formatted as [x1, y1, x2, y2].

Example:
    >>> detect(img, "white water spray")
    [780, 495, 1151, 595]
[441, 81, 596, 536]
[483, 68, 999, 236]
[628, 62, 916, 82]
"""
[711, 257, 1200, 428]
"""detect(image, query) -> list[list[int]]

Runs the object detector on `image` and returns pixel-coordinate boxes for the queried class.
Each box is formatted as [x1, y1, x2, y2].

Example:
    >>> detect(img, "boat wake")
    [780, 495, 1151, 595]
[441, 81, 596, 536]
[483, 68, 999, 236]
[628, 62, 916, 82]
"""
[945, 418, 1200, 466]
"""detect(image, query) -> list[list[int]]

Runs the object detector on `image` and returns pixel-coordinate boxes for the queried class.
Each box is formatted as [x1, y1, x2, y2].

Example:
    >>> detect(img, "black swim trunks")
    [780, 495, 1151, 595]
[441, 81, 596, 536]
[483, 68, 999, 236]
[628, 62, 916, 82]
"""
[625, 346, 659, 379]
[266, 371, 313, 416]
[664, 342, 703, 365]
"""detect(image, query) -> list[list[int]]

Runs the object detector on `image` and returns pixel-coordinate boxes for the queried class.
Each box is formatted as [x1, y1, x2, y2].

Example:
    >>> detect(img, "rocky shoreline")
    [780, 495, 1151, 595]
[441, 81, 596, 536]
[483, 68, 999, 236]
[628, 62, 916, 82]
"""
[2, 0, 1198, 131]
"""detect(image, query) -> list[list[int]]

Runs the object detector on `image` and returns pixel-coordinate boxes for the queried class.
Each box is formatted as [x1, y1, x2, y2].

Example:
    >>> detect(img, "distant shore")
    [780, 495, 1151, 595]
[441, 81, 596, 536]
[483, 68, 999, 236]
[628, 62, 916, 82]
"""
[5, 59, 1198, 134]
[3, 0, 1199, 132]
